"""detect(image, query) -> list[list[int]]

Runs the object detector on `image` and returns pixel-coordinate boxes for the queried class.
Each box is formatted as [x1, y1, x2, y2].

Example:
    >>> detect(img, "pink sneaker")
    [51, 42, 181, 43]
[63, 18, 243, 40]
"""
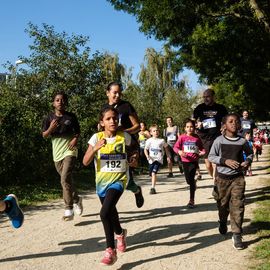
[249, 171, 253, 176]
[100, 247, 117, 266]
[116, 228, 127, 252]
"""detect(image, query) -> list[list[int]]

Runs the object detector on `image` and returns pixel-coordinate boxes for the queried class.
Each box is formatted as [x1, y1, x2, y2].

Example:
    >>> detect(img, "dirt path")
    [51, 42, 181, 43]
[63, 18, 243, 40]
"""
[0, 145, 269, 270]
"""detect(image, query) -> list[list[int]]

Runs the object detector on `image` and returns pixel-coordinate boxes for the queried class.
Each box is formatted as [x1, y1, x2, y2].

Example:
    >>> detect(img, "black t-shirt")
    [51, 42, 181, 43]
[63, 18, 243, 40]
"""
[240, 117, 256, 137]
[193, 102, 228, 140]
[102, 100, 137, 130]
[42, 111, 80, 138]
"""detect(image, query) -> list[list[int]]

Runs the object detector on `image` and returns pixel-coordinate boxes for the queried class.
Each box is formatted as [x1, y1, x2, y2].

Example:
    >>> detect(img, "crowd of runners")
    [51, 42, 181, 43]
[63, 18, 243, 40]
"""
[1, 82, 269, 266]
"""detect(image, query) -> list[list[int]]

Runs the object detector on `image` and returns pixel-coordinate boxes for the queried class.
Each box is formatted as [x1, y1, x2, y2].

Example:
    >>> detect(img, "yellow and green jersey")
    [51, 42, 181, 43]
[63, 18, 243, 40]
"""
[88, 131, 131, 197]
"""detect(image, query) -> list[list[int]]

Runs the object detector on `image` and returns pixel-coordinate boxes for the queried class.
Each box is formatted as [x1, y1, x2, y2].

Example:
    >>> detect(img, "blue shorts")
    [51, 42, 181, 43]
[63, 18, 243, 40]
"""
[149, 161, 161, 175]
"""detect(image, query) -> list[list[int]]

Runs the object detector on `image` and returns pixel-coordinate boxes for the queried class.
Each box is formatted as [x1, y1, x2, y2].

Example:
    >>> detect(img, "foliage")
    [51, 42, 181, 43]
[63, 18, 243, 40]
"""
[123, 47, 196, 129]
[0, 23, 128, 186]
[108, 0, 270, 119]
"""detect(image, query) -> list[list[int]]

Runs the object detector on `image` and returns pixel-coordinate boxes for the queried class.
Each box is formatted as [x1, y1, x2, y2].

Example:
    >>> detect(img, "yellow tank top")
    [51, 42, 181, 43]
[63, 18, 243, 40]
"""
[95, 131, 127, 197]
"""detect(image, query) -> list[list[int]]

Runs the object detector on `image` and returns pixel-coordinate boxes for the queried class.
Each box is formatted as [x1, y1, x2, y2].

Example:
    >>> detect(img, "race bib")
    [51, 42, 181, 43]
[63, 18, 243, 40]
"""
[254, 141, 261, 146]
[168, 134, 176, 141]
[202, 118, 216, 129]
[100, 154, 126, 172]
[242, 122, 251, 129]
[150, 148, 162, 160]
[183, 142, 198, 153]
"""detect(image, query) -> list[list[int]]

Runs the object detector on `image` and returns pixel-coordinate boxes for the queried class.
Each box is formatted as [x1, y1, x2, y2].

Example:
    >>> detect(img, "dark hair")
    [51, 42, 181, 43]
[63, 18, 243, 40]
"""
[99, 107, 119, 122]
[52, 91, 68, 104]
[106, 81, 123, 92]
[222, 113, 241, 124]
[183, 118, 195, 128]
[205, 88, 215, 96]
[166, 116, 173, 121]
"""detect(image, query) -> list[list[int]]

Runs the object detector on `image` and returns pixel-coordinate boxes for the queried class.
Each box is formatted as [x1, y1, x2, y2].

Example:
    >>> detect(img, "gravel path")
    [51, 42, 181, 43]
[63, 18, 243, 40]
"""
[0, 145, 269, 270]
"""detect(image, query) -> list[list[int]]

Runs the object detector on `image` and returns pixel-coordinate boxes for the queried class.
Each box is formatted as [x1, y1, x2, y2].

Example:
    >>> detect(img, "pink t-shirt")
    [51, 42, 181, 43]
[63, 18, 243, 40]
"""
[173, 134, 205, 162]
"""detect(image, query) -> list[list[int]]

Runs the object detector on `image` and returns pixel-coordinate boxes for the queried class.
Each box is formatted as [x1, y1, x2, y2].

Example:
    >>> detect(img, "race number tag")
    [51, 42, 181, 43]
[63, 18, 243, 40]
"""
[168, 134, 176, 141]
[202, 118, 216, 129]
[100, 154, 126, 172]
[242, 122, 251, 129]
[149, 148, 162, 160]
[183, 142, 198, 153]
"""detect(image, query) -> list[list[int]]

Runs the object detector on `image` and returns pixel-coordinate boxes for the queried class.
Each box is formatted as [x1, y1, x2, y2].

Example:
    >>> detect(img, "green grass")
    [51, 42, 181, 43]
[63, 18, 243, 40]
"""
[1, 168, 96, 207]
[250, 174, 270, 269]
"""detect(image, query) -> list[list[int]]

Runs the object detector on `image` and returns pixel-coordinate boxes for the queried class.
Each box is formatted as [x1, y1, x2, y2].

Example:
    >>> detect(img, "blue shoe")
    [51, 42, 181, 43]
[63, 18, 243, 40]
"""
[4, 194, 24, 228]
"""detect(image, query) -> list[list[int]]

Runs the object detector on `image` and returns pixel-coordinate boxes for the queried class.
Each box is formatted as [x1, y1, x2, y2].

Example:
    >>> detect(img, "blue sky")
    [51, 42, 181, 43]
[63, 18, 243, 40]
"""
[0, 0, 203, 92]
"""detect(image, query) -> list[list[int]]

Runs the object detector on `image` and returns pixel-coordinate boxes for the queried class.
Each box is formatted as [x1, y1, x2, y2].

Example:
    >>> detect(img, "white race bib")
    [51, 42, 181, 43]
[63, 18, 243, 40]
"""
[183, 142, 198, 153]
[202, 118, 216, 129]
[149, 148, 162, 160]
[100, 154, 126, 173]
[168, 134, 176, 141]
[242, 123, 251, 129]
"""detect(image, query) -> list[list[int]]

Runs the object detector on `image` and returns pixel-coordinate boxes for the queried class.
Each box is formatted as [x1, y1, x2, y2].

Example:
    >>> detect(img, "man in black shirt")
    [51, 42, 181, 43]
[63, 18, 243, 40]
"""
[102, 82, 144, 208]
[193, 89, 228, 179]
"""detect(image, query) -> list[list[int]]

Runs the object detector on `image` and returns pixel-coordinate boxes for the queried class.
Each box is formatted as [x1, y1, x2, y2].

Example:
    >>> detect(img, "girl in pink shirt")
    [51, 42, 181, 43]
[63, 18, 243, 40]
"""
[174, 119, 205, 208]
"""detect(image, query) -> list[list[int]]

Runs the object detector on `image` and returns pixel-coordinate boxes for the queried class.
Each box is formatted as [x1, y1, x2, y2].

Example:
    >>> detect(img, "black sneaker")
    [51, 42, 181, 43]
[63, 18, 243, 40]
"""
[149, 188, 156, 194]
[135, 186, 144, 208]
[232, 233, 244, 250]
[167, 173, 174, 178]
[218, 220, 228, 235]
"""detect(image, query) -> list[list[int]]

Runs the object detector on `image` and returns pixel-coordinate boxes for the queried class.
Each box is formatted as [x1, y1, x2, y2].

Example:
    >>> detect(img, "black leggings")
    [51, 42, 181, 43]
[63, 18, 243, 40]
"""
[182, 162, 197, 201]
[99, 188, 123, 248]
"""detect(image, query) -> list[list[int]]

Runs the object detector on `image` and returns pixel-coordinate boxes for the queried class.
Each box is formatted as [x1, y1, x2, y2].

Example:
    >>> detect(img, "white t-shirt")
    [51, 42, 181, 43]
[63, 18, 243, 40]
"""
[145, 137, 167, 164]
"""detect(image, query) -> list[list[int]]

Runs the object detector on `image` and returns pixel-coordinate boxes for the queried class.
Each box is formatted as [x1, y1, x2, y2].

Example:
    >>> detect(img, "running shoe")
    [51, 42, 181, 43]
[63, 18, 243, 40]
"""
[149, 188, 156, 194]
[196, 174, 202, 180]
[218, 220, 228, 235]
[62, 209, 74, 221]
[187, 200, 195, 208]
[4, 194, 24, 228]
[73, 196, 83, 216]
[135, 186, 144, 208]
[100, 247, 117, 265]
[167, 172, 174, 178]
[116, 228, 127, 252]
[232, 233, 244, 250]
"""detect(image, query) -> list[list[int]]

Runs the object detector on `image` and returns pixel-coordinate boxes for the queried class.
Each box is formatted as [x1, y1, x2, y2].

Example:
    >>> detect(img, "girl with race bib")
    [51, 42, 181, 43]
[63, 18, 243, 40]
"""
[83, 107, 131, 266]
[173, 119, 205, 208]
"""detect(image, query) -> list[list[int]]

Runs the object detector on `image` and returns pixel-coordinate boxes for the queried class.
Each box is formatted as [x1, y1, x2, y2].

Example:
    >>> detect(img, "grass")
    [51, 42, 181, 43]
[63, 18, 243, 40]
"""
[1, 168, 96, 207]
[250, 162, 270, 269]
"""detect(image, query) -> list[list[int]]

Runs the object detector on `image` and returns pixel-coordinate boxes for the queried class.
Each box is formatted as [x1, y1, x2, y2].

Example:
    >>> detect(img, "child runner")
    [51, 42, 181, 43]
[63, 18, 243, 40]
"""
[163, 117, 183, 177]
[173, 119, 205, 208]
[208, 113, 253, 250]
[0, 194, 24, 228]
[42, 91, 83, 221]
[83, 107, 129, 266]
[138, 122, 151, 174]
[243, 132, 253, 176]
[144, 125, 170, 194]
[253, 132, 263, 161]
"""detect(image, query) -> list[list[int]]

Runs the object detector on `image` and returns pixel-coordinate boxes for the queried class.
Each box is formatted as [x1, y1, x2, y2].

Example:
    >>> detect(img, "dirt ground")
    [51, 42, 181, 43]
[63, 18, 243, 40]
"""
[0, 145, 269, 270]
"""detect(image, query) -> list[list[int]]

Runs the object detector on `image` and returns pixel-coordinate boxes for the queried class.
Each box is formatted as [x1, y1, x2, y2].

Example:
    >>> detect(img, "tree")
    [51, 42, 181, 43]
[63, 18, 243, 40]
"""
[0, 23, 130, 185]
[108, 0, 270, 119]
[124, 47, 195, 128]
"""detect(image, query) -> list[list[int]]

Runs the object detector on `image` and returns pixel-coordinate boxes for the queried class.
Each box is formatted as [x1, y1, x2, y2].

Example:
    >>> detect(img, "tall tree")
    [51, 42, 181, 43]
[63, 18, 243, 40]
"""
[108, 0, 270, 119]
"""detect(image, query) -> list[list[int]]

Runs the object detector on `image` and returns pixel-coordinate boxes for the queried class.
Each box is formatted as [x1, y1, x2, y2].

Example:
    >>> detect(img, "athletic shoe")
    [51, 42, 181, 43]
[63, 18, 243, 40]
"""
[249, 171, 253, 176]
[218, 220, 228, 235]
[135, 186, 144, 208]
[4, 194, 24, 229]
[116, 228, 127, 252]
[187, 200, 195, 208]
[150, 188, 156, 194]
[62, 209, 74, 221]
[167, 172, 174, 178]
[232, 233, 244, 250]
[196, 174, 202, 180]
[100, 247, 117, 266]
[73, 196, 83, 216]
